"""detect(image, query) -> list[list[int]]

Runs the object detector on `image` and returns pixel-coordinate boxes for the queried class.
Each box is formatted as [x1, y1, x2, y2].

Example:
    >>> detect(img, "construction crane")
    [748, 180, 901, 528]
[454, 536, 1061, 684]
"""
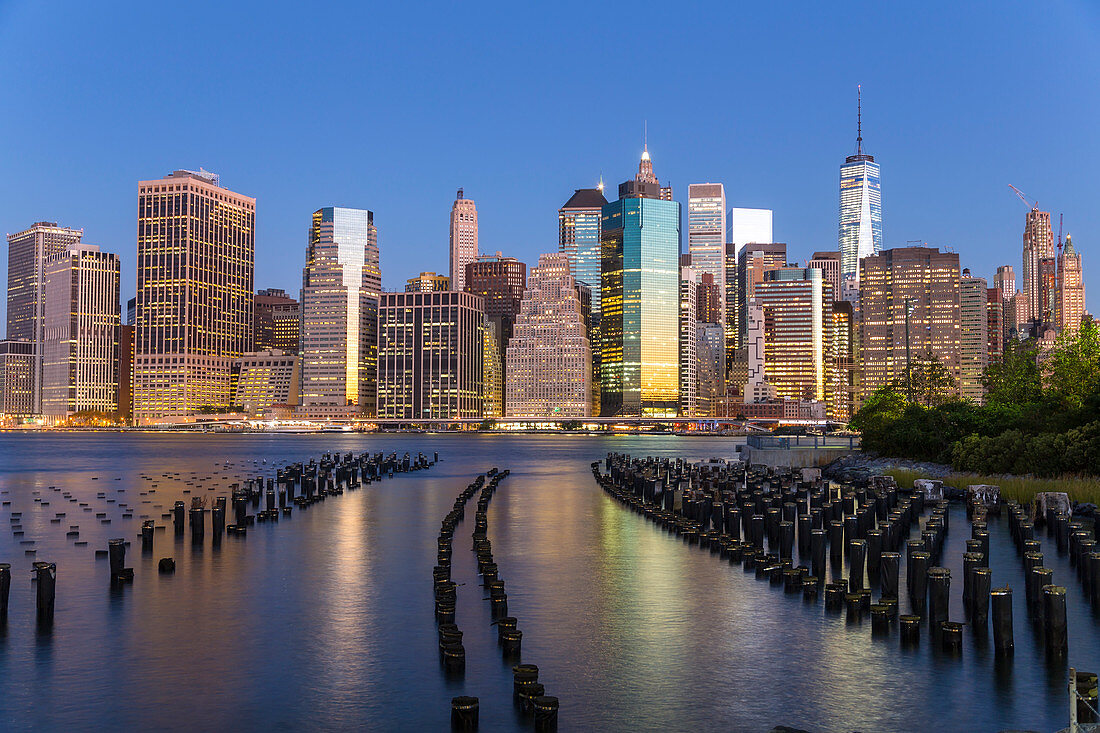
[1057, 213, 1064, 253]
[1009, 184, 1037, 210]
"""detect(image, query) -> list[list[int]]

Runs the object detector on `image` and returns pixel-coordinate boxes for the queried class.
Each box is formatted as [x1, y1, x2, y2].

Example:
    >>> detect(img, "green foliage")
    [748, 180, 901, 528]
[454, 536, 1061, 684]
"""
[561, 420, 583, 431]
[892, 349, 958, 407]
[851, 323, 1100, 477]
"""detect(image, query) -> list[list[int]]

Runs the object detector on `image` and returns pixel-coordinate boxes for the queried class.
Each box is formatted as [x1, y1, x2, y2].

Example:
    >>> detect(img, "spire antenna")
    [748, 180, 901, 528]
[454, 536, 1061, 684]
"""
[856, 84, 863, 155]
[644, 120, 648, 152]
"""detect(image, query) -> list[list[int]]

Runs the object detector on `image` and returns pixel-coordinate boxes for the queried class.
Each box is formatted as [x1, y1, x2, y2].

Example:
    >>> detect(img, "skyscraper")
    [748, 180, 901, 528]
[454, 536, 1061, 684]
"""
[679, 268, 698, 417]
[505, 253, 591, 417]
[464, 253, 526, 412]
[40, 243, 120, 419]
[959, 270, 989, 404]
[726, 208, 773, 259]
[696, 272, 721, 325]
[808, 251, 842, 302]
[230, 349, 299, 414]
[859, 246, 961, 399]
[732, 243, 787, 351]
[838, 88, 883, 284]
[688, 183, 726, 294]
[377, 291, 485, 419]
[1021, 208, 1053, 328]
[0, 340, 35, 422]
[994, 265, 1016, 302]
[558, 186, 607, 314]
[986, 288, 1004, 364]
[133, 170, 255, 422]
[600, 147, 681, 417]
[300, 207, 380, 418]
[753, 267, 832, 404]
[1057, 235, 1085, 333]
[449, 189, 478, 292]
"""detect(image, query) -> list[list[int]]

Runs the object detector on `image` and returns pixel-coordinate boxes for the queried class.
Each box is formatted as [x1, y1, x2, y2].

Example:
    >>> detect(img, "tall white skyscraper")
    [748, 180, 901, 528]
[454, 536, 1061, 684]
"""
[300, 207, 381, 417]
[838, 87, 883, 282]
[726, 207, 773, 259]
[688, 183, 727, 290]
[449, 189, 478, 291]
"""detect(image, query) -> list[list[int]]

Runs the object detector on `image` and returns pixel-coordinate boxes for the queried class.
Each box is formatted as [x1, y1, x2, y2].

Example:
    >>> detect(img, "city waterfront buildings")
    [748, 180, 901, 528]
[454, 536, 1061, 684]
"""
[828, 300, 856, 422]
[133, 170, 255, 422]
[505, 253, 591, 418]
[679, 268, 698, 417]
[859, 246, 961, 398]
[731, 242, 787, 352]
[1057, 235, 1085, 332]
[40, 244, 121, 419]
[687, 183, 726, 309]
[449, 189, 478, 292]
[959, 270, 989, 403]
[599, 149, 681, 417]
[752, 267, 831, 405]
[696, 323, 724, 417]
[299, 206, 380, 418]
[254, 288, 300, 353]
[117, 324, 133, 422]
[376, 290, 485, 419]
[230, 349, 299, 414]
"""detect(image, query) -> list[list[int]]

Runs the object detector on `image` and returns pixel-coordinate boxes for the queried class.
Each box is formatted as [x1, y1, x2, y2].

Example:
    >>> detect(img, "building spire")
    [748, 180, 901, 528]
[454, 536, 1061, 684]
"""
[637, 122, 657, 184]
[856, 84, 863, 155]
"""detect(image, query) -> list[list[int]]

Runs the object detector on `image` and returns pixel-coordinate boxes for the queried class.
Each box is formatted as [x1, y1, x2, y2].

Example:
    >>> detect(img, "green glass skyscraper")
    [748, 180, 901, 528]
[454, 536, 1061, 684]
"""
[600, 148, 681, 417]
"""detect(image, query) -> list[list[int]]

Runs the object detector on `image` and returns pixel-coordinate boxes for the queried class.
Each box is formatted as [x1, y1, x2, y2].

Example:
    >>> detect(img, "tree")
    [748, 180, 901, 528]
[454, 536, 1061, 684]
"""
[983, 338, 1041, 406]
[893, 350, 958, 407]
[1044, 317, 1100, 411]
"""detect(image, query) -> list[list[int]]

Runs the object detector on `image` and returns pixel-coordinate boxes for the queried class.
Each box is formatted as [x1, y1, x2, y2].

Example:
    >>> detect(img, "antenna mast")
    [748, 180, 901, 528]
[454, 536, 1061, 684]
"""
[857, 84, 863, 155]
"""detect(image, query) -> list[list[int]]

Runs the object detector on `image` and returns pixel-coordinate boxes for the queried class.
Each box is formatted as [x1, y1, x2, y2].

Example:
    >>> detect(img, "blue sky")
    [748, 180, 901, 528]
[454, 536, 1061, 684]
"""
[1, 0, 1097, 318]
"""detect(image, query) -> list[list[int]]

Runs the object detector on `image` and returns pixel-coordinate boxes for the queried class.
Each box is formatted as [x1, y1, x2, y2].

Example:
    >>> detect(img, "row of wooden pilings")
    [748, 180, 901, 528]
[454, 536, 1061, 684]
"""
[434, 469, 558, 731]
[591, 453, 1072, 661]
[0, 450, 437, 626]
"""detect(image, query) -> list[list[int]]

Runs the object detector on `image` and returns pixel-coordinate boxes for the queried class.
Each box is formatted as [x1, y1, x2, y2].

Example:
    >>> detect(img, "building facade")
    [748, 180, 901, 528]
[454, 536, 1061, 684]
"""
[838, 101, 883, 283]
[299, 207, 380, 418]
[254, 288, 300, 353]
[753, 267, 831, 404]
[859, 246, 961, 398]
[731, 242, 787, 352]
[1022, 208, 1054, 328]
[449, 189, 478, 292]
[230, 349, 299, 414]
[986, 288, 1004, 365]
[558, 187, 607, 314]
[679, 269, 698, 417]
[959, 270, 989, 404]
[600, 149, 681, 417]
[465, 253, 526, 412]
[726, 208, 773, 259]
[687, 183, 726, 311]
[505, 253, 591, 417]
[1057, 235, 1085, 333]
[808, 251, 842, 302]
[377, 291, 484, 419]
[0, 340, 35, 421]
[405, 272, 451, 292]
[41, 244, 121, 418]
[134, 170, 255, 422]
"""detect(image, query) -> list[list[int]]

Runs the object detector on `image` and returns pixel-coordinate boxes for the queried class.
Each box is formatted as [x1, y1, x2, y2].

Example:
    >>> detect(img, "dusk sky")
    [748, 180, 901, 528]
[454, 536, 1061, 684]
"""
[1, 0, 1097, 318]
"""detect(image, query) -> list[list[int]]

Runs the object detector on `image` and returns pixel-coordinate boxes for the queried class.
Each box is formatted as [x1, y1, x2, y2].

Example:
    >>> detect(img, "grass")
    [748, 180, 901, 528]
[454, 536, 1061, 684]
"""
[883, 468, 1100, 505]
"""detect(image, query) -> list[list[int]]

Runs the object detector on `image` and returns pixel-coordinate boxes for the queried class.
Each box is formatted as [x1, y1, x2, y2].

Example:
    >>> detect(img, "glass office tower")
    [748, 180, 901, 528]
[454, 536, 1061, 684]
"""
[838, 90, 883, 282]
[600, 149, 681, 417]
[558, 188, 607, 315]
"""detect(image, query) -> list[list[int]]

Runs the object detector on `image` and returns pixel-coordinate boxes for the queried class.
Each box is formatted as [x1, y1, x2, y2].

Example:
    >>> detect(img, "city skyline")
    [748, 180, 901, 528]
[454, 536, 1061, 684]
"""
[1, 2, 1098, 321]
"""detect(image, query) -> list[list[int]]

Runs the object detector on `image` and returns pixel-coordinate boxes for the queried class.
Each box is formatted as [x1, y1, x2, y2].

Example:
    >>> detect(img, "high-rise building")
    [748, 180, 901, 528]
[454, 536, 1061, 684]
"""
[6, 222, 83, 342]
[808, 251, 842, 302]
[1005, 291, 1026, 342]
[40, 244, 120, 419]
[505, 253, 591, 417]
[859, 246, 961, 398]
[465, 253, 526, 412]
[405, 272, 451, 292]
[838, 88, 883, 286]
[753, 267, 832, 404]
[254, 288, 300, 354]
[299, 207, 380, 418]
[1057, 235, 1085, 333]
[742, 299, 776, 404]
[986, 288, 1004, 365]
[959, 270, 989, 404]
[0, 340, 35, 421]
[600, 148, 681, 417]
[126, 297, 136, 327]
[1022, 208, 1053, 329]
[688, 183, 726, 302]
[558, 187, 607, 313]
[994, 265, 1015, 301]
[730, 243, 787, 352]
[230, 349, 299, 414]
[134, 170, 255, 422]
[1038, 256, 1058, 327]
[377, 291, 485, 419]
[679, 268, 698, 417]
[726, 208, 773, 260]
[482, 321, 503, 419]
[449, 189, 478, 291]
[696, 272, 721, 325]
[696, 323, 724, 417]
[828, 301, 856, 422]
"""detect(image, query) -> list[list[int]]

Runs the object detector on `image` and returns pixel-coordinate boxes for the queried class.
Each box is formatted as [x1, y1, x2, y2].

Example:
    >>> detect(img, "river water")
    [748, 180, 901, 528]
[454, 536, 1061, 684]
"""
[0, 433, 1094, 732]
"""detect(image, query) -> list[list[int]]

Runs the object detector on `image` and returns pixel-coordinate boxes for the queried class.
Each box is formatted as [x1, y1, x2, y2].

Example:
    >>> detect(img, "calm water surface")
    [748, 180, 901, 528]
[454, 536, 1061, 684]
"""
[0, 433, 1095, 732]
